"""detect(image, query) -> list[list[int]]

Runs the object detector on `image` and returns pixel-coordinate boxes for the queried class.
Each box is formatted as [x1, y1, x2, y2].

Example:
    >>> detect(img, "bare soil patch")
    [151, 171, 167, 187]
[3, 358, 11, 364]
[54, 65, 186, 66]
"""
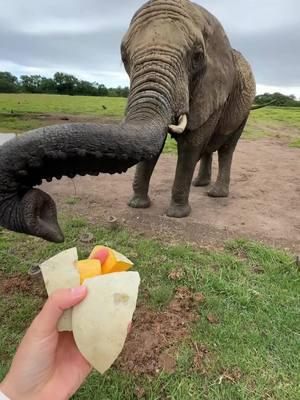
[9, 112, 120, 126]
[42, 137, 300, 252]
[116, 287, 198, 375]
[0, 272, 47, 298]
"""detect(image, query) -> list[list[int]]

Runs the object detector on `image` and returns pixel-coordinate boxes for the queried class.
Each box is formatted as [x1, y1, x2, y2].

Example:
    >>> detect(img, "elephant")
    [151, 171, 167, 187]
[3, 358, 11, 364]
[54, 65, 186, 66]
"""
[0, 0, 256, 243]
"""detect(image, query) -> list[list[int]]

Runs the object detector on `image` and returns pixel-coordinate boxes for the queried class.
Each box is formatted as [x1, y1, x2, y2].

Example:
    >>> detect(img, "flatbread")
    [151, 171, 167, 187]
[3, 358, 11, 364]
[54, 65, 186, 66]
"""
[72, 272, 140, 374]
[40, 247, 80, 331]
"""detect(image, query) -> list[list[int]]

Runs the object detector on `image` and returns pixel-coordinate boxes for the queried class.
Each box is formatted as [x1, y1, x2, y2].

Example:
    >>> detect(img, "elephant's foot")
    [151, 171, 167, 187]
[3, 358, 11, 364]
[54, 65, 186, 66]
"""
[167, 202, 191, 218]
[192, 176, 211, 187]
[128, 194, 151, 209]
[208, 184, 229, 198]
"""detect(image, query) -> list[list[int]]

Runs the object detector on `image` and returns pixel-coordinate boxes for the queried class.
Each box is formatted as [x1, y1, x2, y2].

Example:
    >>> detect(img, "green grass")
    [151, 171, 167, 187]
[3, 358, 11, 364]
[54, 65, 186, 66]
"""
[0, 94, 299, 151]
[249, 107, 300, 129]
[245, 107, 300, 146]
[0, 93, 126, 117]
[64, 196, 82, 206]
[0, 219, 299, 399]
[164, 136, 178, 154]
[0, 113, 48, 132]
[289, 138, 300, 148]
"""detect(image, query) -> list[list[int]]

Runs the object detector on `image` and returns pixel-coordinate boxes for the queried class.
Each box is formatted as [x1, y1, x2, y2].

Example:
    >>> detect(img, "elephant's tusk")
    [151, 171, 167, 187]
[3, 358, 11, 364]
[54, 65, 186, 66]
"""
[168, 114, 188, 134]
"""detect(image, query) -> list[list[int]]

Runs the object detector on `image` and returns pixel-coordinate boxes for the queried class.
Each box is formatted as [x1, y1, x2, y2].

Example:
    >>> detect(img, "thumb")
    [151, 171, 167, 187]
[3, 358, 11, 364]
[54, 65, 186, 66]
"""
[30, 286, 87, 336]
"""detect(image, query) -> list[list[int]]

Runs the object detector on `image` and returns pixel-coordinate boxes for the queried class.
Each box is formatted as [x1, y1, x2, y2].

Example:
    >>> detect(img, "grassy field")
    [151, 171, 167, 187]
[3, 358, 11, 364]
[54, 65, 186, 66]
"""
[244, 107, 300, 147]
[0, 93, 299, 398]
[0, 93, 127, 117]
[0, 93, 299, 150]
[0, 215, 299, 400]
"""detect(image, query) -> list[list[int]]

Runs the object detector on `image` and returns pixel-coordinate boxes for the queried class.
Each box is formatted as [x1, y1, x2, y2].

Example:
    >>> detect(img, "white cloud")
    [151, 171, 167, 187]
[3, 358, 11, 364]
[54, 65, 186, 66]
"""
[0, 60, 129, 87]
[16, 17, 126, 36]
[199, 0, 298, 35]
[1, 0, 300, 92]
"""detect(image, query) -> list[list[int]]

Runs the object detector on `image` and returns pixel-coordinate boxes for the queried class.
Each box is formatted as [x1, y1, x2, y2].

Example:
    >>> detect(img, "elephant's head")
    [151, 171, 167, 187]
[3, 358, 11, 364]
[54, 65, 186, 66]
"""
[123, 0, 235, 131]
[0, 0, 235, 242]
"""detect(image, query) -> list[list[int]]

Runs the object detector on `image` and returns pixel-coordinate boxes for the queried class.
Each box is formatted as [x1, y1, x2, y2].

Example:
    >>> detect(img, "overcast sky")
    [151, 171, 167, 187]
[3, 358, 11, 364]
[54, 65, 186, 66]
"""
[1, 0, 299, 97]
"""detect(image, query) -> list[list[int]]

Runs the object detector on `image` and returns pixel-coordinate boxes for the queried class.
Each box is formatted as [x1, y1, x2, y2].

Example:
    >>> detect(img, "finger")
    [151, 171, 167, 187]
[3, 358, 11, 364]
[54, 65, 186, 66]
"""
[31, 286, 87, 336]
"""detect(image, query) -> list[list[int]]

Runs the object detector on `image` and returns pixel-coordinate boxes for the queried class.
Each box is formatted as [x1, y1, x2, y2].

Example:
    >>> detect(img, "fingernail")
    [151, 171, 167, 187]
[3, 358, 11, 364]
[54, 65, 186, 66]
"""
[71, 286, 87, 297]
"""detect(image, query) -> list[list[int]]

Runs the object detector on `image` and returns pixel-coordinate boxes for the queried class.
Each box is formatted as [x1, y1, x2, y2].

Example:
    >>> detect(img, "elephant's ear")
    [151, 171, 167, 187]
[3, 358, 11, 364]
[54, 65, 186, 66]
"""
[188, 15, 235, 131]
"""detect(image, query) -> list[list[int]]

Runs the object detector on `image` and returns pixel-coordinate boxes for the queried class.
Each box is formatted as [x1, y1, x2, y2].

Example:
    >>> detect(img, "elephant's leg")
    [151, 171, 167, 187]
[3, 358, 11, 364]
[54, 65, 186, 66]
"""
[167, 141, 200, 218]
[208, 120, 247, 198]
[207, 146, 234, 197]
[192, 153, 213, 187]
[128, 156, 159, 208]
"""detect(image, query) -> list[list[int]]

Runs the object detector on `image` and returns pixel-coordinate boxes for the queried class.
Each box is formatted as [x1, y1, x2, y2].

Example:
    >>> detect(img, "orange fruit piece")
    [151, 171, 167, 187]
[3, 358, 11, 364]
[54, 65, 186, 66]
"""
[76, 259, 102, 284]
[89, 246, 133, 274]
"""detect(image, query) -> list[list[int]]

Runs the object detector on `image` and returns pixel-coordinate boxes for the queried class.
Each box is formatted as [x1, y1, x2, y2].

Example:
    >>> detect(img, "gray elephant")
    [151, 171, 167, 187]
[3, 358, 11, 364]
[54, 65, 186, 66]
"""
[0, 0, 256, 242]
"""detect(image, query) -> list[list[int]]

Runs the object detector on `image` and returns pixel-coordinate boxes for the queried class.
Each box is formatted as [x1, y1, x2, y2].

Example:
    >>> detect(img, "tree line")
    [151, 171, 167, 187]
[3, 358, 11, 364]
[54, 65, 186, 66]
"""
[1, 71, 299, 106]
[0, 71, 129, 98]
[255, 93, 300, 107]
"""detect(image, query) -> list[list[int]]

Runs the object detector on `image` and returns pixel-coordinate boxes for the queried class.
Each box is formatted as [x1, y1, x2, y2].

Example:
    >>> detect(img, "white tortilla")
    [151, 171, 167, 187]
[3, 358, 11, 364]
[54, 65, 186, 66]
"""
[72, 271, 140, 374]
[40, 247, 80, 331]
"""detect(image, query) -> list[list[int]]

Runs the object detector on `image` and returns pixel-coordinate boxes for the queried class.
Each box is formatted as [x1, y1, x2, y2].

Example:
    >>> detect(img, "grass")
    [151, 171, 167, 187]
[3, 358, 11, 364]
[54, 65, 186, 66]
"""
[0, 94, 299, 151]
[249, 107, 300, 129]
[0, 219, 299, 399]
[64, 196, 82, 206]
[0, 93, 126, 117]
[289, 138, 300, 148]
[0, 113, 45, 132]
[244, 107, 300, 145]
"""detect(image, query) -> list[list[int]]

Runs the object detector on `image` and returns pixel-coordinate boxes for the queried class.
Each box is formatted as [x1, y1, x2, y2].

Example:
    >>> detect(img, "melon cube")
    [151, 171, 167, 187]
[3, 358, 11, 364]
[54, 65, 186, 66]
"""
[76, 259, 102, 284]
[89, 246, 133, 274]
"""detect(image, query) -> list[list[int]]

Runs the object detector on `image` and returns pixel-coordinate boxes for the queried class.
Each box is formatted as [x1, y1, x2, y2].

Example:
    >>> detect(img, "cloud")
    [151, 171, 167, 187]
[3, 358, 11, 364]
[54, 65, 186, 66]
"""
[17, 18, 125, 36]
[0, 0, 299, 94]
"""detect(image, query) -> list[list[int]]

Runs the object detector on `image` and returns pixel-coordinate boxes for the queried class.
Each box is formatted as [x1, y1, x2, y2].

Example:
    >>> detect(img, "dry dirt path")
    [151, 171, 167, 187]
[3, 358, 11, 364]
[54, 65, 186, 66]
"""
[42, 138, 300, 253]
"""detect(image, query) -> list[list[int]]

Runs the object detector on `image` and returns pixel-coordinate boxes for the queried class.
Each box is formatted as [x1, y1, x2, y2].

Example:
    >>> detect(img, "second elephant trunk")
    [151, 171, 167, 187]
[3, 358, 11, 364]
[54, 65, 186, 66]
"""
[0, 118, 168, 242]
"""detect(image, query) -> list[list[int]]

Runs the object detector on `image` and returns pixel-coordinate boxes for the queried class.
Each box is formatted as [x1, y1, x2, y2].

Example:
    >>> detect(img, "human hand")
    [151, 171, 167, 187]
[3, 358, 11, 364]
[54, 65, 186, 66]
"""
[0, 286, 91, 400]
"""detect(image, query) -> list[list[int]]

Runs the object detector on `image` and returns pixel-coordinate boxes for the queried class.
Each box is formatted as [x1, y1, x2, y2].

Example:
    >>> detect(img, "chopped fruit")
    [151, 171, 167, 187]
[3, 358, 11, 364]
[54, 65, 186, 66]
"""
[90, 248, 109, 264]
[76, 259, 102, 284]
[89, 246, 133, 274]
[41, 246, 140, 375]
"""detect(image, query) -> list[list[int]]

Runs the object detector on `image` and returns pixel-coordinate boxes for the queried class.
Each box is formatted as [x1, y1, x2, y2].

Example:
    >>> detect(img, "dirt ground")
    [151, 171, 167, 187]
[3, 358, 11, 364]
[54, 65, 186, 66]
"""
[0, 271, 205, 376]
[116, 286, 200, 375]
[40, 135, 300, 253]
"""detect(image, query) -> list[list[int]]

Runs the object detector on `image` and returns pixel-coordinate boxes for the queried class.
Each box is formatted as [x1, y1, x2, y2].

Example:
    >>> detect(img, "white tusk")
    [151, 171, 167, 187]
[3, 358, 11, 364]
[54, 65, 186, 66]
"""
[168, 114, 188, 134]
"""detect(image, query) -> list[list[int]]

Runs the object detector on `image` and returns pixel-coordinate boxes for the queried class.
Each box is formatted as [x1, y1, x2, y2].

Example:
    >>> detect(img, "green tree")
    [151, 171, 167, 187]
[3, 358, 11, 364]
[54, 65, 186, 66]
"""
[255, 92, 300, 107]
[0, 70, 131, 97]
[75, 80, 98, 96]
[20, 75, 44, 93]
[97, 84, 108, 96]
[40, 77, 57, 94]
[54, 72, 78, 95]
[0, 72, 19, 93]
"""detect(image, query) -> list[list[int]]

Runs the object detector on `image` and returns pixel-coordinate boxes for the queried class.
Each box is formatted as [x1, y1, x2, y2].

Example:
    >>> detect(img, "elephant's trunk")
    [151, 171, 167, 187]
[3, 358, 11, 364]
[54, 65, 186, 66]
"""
[0, 116, 168, 242]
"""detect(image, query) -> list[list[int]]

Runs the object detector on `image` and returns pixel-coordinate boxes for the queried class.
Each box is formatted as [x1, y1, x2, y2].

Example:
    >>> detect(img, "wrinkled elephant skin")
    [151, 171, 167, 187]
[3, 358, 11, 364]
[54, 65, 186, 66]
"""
[0, 0, 256, 242]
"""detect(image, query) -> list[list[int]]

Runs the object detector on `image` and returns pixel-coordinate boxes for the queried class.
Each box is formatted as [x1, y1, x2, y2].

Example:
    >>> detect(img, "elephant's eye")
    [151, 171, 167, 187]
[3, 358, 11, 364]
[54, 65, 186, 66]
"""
[121, 50, 127, 65]
[192, 50, 204, 69]
[193, 51, 202, 67]
[121, 44, 128, 65]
